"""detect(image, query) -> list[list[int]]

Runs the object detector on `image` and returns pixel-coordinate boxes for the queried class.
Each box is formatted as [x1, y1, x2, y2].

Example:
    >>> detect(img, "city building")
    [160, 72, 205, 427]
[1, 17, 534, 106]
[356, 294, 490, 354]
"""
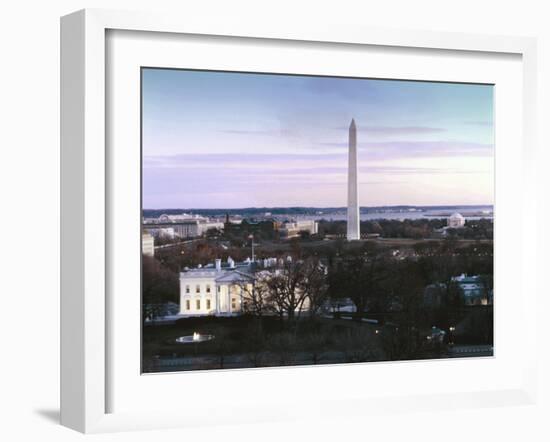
[424, 274, 493, 307]
[143, 213, 224, 239]
[223, 214, 277, 236]
[142, 232, 155, 256]
[448, 212, 466, 228]
[179, 257, 254, 316]
[279, 219, 318, 238]
[146, 226, 176, 239]
[179, 256, 311, 317]
[452, 274, 493, 305]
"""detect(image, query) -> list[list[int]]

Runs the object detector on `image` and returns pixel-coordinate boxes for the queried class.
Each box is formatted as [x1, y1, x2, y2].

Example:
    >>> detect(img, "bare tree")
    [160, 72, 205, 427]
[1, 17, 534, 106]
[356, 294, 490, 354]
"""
[238, 273, 272, 317]
[329, 247, 385, 321]
[299, 258, 329, 317]
[386, 260, 428, 359]
[142, 255, 178, 324]
[265, 260, 310, 320]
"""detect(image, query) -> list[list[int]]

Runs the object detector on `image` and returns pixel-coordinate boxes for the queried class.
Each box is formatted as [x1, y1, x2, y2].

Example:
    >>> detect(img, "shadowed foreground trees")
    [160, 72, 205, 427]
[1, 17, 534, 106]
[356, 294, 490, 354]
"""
[328, 243, 390, 320]
[143, 235, 493, 370]
[264, 257, 328, 320]
[142, 255, 179, 323]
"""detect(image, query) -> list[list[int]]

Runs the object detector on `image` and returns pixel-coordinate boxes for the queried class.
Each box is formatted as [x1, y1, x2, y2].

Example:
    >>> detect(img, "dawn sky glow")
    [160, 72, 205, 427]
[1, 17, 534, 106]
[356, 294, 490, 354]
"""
[142, 69, 494, 209]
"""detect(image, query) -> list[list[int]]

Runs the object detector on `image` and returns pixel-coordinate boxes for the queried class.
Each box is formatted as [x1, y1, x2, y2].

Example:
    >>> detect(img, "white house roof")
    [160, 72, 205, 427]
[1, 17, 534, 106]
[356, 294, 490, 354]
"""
[181, 269, 218, 279]
[215, 269, 254, 283]
[180, 267, 254, 283]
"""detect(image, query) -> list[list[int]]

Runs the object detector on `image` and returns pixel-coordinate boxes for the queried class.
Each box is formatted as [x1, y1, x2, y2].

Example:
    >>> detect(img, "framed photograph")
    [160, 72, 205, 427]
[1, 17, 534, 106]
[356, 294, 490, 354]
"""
[61, 9, 539, 433]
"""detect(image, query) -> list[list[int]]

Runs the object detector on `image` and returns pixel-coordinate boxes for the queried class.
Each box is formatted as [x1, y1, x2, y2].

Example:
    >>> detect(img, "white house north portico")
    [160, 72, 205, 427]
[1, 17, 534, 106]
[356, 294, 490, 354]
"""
[179, 257, 254, 316]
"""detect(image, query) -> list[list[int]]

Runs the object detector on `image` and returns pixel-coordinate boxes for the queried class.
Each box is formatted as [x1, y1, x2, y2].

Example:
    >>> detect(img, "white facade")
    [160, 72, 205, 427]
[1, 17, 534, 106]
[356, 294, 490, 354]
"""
[448, 212, 466, 228]
[280, 219, 318, 238]
[179, 259, 254, 316]
[179, 257, 313, 316]
[144, 213, 224, 239]
[198, 221, 224, 235]
[141, 232, 155, 256]
[158, 213, 203, 223]
[147, 226, 176, 239]
[347, 118, 360, 240]
[452, 274, 492, 305]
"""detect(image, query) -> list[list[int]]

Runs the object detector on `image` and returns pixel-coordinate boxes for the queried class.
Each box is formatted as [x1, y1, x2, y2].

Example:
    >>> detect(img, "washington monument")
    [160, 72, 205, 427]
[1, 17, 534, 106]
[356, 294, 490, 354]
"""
[347, 118, 360, 240]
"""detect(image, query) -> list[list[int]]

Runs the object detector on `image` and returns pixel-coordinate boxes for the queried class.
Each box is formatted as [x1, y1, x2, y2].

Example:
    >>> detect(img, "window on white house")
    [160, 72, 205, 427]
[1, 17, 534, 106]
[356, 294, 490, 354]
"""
[185, 285, 190, 294]
[196, 299, 201, 310]
[195, 285, 200, 293]
[185, 299, 190, 310]
[206, 284, 211, 293]
[206, 299, 211, 310]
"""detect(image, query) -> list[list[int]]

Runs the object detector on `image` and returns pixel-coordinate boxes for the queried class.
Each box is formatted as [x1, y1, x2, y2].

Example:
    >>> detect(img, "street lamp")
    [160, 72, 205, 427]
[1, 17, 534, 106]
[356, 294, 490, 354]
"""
[449, 326, 455, 345]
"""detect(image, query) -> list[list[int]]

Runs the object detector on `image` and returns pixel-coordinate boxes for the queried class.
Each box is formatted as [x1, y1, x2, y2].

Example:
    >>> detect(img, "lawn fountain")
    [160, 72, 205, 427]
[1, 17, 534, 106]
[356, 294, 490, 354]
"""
[175, 332, 215, 344]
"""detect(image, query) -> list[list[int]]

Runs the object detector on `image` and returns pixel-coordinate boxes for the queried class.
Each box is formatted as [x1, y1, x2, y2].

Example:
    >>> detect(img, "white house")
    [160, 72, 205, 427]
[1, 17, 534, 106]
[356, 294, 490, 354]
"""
[179, 256, 314, 317]
[179, 257, 254, 316]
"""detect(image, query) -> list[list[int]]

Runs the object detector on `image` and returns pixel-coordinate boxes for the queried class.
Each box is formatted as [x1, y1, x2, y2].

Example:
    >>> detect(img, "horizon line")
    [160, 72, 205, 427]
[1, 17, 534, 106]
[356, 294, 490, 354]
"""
[142, 203, 494, 211]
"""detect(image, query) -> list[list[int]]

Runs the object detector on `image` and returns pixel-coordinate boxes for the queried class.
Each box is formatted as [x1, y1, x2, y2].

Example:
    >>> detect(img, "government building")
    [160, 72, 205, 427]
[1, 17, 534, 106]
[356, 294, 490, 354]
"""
[179, 256, 312, 317]
[179, 257, 255, 316]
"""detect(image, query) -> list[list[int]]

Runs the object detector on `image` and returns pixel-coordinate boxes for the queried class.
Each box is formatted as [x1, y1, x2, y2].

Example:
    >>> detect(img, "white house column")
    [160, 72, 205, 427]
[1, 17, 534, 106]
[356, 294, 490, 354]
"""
[228, 286, 232, 315]
[218, 284, 221, 315]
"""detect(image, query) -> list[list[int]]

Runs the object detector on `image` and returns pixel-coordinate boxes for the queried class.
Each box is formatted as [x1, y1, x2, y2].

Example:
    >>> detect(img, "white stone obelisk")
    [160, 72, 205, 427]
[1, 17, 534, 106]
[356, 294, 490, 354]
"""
[347, 118, 360, 240]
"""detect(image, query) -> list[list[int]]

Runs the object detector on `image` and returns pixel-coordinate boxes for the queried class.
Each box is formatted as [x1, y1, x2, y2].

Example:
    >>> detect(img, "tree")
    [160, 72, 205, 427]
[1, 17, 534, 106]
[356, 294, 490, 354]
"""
[378, 326, 405, 361]
[337, 328, 378, 363]
[300, 323, 331, 364]
[238, 274, 272, 317]
[268, 331, 297, 366]
[244, 321, 266, 367]
[204, 227, 221, 239]
[329, 244, 385, 320]
[211, 326, 231, 369]
[299, 258, 329, 317]
[264, 260, 311, 320]
[142, 255, 178, 324]
[479, 274, 494, 344]
[384, 260, 429, 359]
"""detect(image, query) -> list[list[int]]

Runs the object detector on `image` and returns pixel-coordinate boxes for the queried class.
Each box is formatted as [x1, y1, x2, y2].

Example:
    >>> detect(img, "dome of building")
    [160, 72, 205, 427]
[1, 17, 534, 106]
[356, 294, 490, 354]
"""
[448, 212, 465, 228]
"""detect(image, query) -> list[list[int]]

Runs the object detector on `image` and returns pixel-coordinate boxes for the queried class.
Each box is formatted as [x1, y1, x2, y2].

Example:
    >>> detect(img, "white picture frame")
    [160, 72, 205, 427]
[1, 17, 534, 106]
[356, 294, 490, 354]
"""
[61, 8, 539, 434]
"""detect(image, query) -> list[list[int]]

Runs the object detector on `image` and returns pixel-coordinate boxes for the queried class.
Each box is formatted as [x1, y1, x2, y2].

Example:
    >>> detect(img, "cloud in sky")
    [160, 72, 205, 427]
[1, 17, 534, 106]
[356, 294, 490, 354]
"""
[464, 120, 494, 126]
[318, 140, 493, 159]
[335, 125, 447, 135]
[142, 68, 494, 208]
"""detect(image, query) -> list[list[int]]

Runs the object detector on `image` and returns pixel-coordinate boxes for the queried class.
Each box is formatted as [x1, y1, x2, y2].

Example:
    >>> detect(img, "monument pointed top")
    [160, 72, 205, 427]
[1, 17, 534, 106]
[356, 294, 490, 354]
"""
[350, 118, 356, 128]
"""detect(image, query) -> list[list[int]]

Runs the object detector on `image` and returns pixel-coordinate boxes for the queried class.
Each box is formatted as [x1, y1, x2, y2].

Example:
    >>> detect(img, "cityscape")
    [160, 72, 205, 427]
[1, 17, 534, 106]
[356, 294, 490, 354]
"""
[141, 68, 494, 373]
